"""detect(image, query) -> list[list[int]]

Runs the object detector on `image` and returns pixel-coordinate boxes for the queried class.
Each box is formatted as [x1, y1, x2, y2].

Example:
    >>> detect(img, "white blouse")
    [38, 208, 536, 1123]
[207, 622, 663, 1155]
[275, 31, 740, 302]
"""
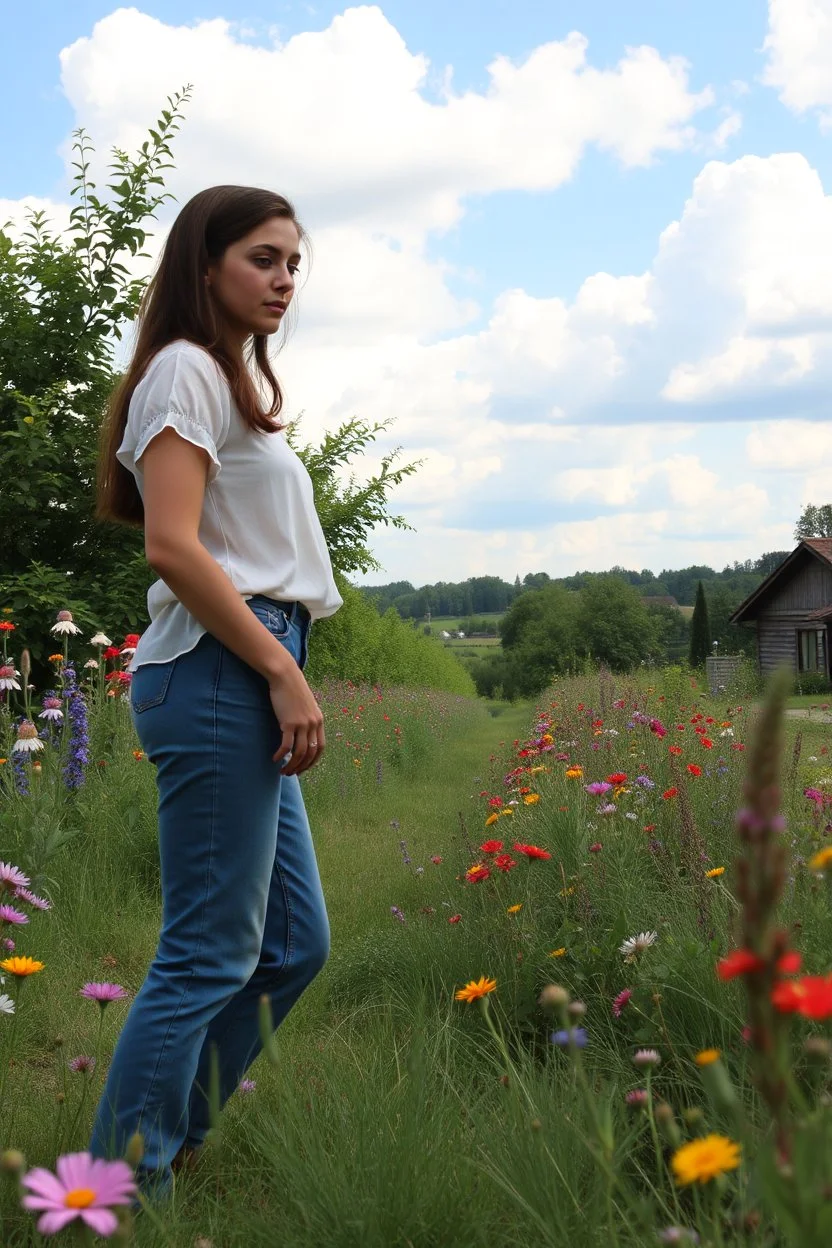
[116, 339, 343, 673]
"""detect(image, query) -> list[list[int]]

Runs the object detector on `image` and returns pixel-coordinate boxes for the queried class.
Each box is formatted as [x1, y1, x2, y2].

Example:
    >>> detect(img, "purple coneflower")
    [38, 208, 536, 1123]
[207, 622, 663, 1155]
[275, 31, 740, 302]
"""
[79, 983, 128, 1009]
[38, 695, 64, 723]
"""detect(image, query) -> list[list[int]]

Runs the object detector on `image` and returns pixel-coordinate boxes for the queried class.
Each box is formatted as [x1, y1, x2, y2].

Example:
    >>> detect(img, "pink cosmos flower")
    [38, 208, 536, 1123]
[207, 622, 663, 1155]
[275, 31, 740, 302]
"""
[21, 1151, 136, 1236]
[584, 781, 612, 797]
[0, 904, 29, 926]
[612, 988, 633, 1018]
[0, 861, 30, 894]
[79, 983, 128, 1007]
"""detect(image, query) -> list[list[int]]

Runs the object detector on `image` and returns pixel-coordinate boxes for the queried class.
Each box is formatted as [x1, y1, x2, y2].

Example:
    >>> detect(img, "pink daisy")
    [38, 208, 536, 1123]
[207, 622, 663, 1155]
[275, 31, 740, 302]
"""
[0, 904, 29, 927]
[79, 982, 128, 1007]
[21, 1151, 136, 1236]
[14, 888, 51, 911]
[612, 988, 633, 1018]
[0, 861, 30, 894]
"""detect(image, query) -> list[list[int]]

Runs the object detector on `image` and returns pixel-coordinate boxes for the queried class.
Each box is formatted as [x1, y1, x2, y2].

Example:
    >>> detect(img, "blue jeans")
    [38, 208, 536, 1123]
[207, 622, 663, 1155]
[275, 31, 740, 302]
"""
[90, 597, 330, 1189]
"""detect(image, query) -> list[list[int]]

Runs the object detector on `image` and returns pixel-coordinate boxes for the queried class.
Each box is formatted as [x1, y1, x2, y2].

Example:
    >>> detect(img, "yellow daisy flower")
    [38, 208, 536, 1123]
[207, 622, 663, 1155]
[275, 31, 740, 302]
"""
[523, 794, 540, 805]
[0, 956, 45, 977]
[485, 813, 501, 827]
[694, 1048, 721, 1066]
[671, 1134, 740, 1185]
[506, 904, 523, 914]
[548, 948, 567, 958]
[809, 846, 832, 872]
[705, 867, 725, 878]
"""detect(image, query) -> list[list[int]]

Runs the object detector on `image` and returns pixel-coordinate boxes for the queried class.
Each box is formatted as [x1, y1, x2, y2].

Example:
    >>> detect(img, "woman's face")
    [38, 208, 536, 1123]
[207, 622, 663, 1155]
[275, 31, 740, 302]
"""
[207, 216, 302, 345]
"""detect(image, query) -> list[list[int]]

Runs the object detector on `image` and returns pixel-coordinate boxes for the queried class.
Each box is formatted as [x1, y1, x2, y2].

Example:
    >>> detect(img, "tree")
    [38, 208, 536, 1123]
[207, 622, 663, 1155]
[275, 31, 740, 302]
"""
[689, 580, 712, 666]
[576, 576, 662, 671]
[794, 503, 832, 540]
[0, 89, 423, 687]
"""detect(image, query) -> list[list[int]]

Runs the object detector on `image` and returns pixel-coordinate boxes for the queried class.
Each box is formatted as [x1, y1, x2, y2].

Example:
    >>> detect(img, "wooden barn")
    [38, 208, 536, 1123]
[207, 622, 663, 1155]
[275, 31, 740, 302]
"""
[730, 539, 832, 678]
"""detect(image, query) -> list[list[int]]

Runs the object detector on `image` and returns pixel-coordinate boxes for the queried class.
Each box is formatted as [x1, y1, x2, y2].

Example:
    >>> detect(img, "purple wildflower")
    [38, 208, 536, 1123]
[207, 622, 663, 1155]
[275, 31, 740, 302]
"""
[68, 1055, 96, 1075]
[551, 1027, 588, 1049]
[584, 781, 612, 797]
[61, 666, 90, 792]
[79, 983, 128, 1008]
[390, 906, 406, 924]
[0, 905, 29, 927]
[0, 862, 29, 893]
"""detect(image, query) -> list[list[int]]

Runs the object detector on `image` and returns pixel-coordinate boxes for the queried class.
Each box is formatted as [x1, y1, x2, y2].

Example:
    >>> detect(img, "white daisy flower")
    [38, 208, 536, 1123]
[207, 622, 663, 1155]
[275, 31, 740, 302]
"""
[83, 658, 99, 670]
[12, 722, 44, 754]
[89, 632, 111, 647]
[0, 993, 14, 1016]
[0, 665, 21, 692]
[50, 610, 82, 637]
[619, 931, 658, 960]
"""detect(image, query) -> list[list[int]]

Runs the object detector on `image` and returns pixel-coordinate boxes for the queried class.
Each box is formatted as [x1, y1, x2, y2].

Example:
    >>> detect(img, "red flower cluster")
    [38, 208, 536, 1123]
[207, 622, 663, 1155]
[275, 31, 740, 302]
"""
[494, 853, 517, 872]
[669, 745, 683, 756]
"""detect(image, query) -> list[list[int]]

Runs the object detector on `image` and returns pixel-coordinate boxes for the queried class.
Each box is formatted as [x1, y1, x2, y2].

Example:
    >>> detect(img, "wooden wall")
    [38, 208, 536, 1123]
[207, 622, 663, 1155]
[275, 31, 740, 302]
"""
[754, 554, 832, 676]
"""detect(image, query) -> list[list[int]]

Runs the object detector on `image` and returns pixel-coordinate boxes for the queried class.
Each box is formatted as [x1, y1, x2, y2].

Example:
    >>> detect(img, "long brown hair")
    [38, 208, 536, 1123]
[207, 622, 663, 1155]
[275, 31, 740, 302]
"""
[95, 185, 309, 528]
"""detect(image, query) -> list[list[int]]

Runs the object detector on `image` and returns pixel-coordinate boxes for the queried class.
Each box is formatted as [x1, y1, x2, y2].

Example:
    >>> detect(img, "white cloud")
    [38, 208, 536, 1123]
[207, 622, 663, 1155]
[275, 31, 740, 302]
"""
[763, 0, 832, 126]
[57, 7, 715, 239]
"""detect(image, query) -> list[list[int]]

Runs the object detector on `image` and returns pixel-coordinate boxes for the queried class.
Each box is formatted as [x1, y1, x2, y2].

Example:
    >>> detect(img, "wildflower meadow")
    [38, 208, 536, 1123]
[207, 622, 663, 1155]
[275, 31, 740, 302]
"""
[2, 607, 832, 1247]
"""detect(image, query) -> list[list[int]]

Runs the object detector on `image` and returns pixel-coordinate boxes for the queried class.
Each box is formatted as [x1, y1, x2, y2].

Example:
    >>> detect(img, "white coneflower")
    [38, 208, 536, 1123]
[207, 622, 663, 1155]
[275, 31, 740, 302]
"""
[89, 632, 111, 648]
[12, 721, 44, 754]
[83, 659, 99, 670]
[50, 610, 82, 637]
[619, 931, 658, 961]
[0, 993, 14, 1016]
[38, 696, 64, 722]
[0, 664, 21, 692]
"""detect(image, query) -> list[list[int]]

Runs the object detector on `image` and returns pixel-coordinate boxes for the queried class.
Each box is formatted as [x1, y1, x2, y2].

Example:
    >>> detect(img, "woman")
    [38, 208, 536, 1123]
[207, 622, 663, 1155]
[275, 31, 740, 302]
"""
[93, 185, 342, 1194]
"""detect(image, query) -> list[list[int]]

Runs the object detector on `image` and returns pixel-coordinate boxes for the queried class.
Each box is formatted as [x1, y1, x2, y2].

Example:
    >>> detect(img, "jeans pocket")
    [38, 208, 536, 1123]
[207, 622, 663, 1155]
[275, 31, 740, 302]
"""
[131, 659, 178, 713]
[248, 602, 292, 640]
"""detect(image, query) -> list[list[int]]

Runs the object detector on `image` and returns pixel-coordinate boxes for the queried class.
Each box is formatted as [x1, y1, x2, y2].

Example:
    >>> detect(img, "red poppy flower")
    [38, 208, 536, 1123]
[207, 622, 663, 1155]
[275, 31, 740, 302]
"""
[607, 773, 627, 784]
[686, 764, 702, 777]
[717, 949, 765, 980]
[494, 853, 517, 872]
[448, 914, 462, 924]
[701, 738, 714, 749]
[669, 745, 683, 756]
[778, 950, 802, 975]
[644, 824, 656, 832]
[479, 840, 504, 854]
[662, 788, 679, 800]
[772, 975, 832, 1020]
[512, 842, 552, 860]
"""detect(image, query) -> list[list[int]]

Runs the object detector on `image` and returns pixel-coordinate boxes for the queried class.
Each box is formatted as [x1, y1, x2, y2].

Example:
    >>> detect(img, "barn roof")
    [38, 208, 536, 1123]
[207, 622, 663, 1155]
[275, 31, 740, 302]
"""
[730, 539, 832, 625]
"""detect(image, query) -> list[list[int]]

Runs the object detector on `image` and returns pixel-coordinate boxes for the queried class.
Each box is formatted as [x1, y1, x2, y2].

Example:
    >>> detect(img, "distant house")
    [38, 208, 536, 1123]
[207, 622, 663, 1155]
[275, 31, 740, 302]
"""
[730, 539, 832, 678]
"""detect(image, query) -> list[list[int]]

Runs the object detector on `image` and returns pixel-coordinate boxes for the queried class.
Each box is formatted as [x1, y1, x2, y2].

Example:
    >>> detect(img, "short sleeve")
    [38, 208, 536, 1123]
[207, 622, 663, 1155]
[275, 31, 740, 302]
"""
[116, 343, 230, 486]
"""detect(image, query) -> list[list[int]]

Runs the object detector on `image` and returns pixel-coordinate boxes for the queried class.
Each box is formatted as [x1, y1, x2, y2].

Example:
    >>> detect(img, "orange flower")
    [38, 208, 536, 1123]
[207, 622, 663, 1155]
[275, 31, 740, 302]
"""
[0, 956, 44, 977]
[455, 976, 497, 1003]
[484, 813, 501, 827]
[523, 793, 540, 805]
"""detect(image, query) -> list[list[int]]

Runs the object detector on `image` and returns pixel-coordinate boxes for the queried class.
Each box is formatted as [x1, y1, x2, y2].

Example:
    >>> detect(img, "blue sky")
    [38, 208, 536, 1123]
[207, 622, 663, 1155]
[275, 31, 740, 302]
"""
[4, 1, 832, 586]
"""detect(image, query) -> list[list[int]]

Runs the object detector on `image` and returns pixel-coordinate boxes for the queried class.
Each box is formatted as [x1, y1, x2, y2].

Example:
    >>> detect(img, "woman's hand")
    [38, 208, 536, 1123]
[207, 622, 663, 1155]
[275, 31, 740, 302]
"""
[268, 667, 326, 775]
